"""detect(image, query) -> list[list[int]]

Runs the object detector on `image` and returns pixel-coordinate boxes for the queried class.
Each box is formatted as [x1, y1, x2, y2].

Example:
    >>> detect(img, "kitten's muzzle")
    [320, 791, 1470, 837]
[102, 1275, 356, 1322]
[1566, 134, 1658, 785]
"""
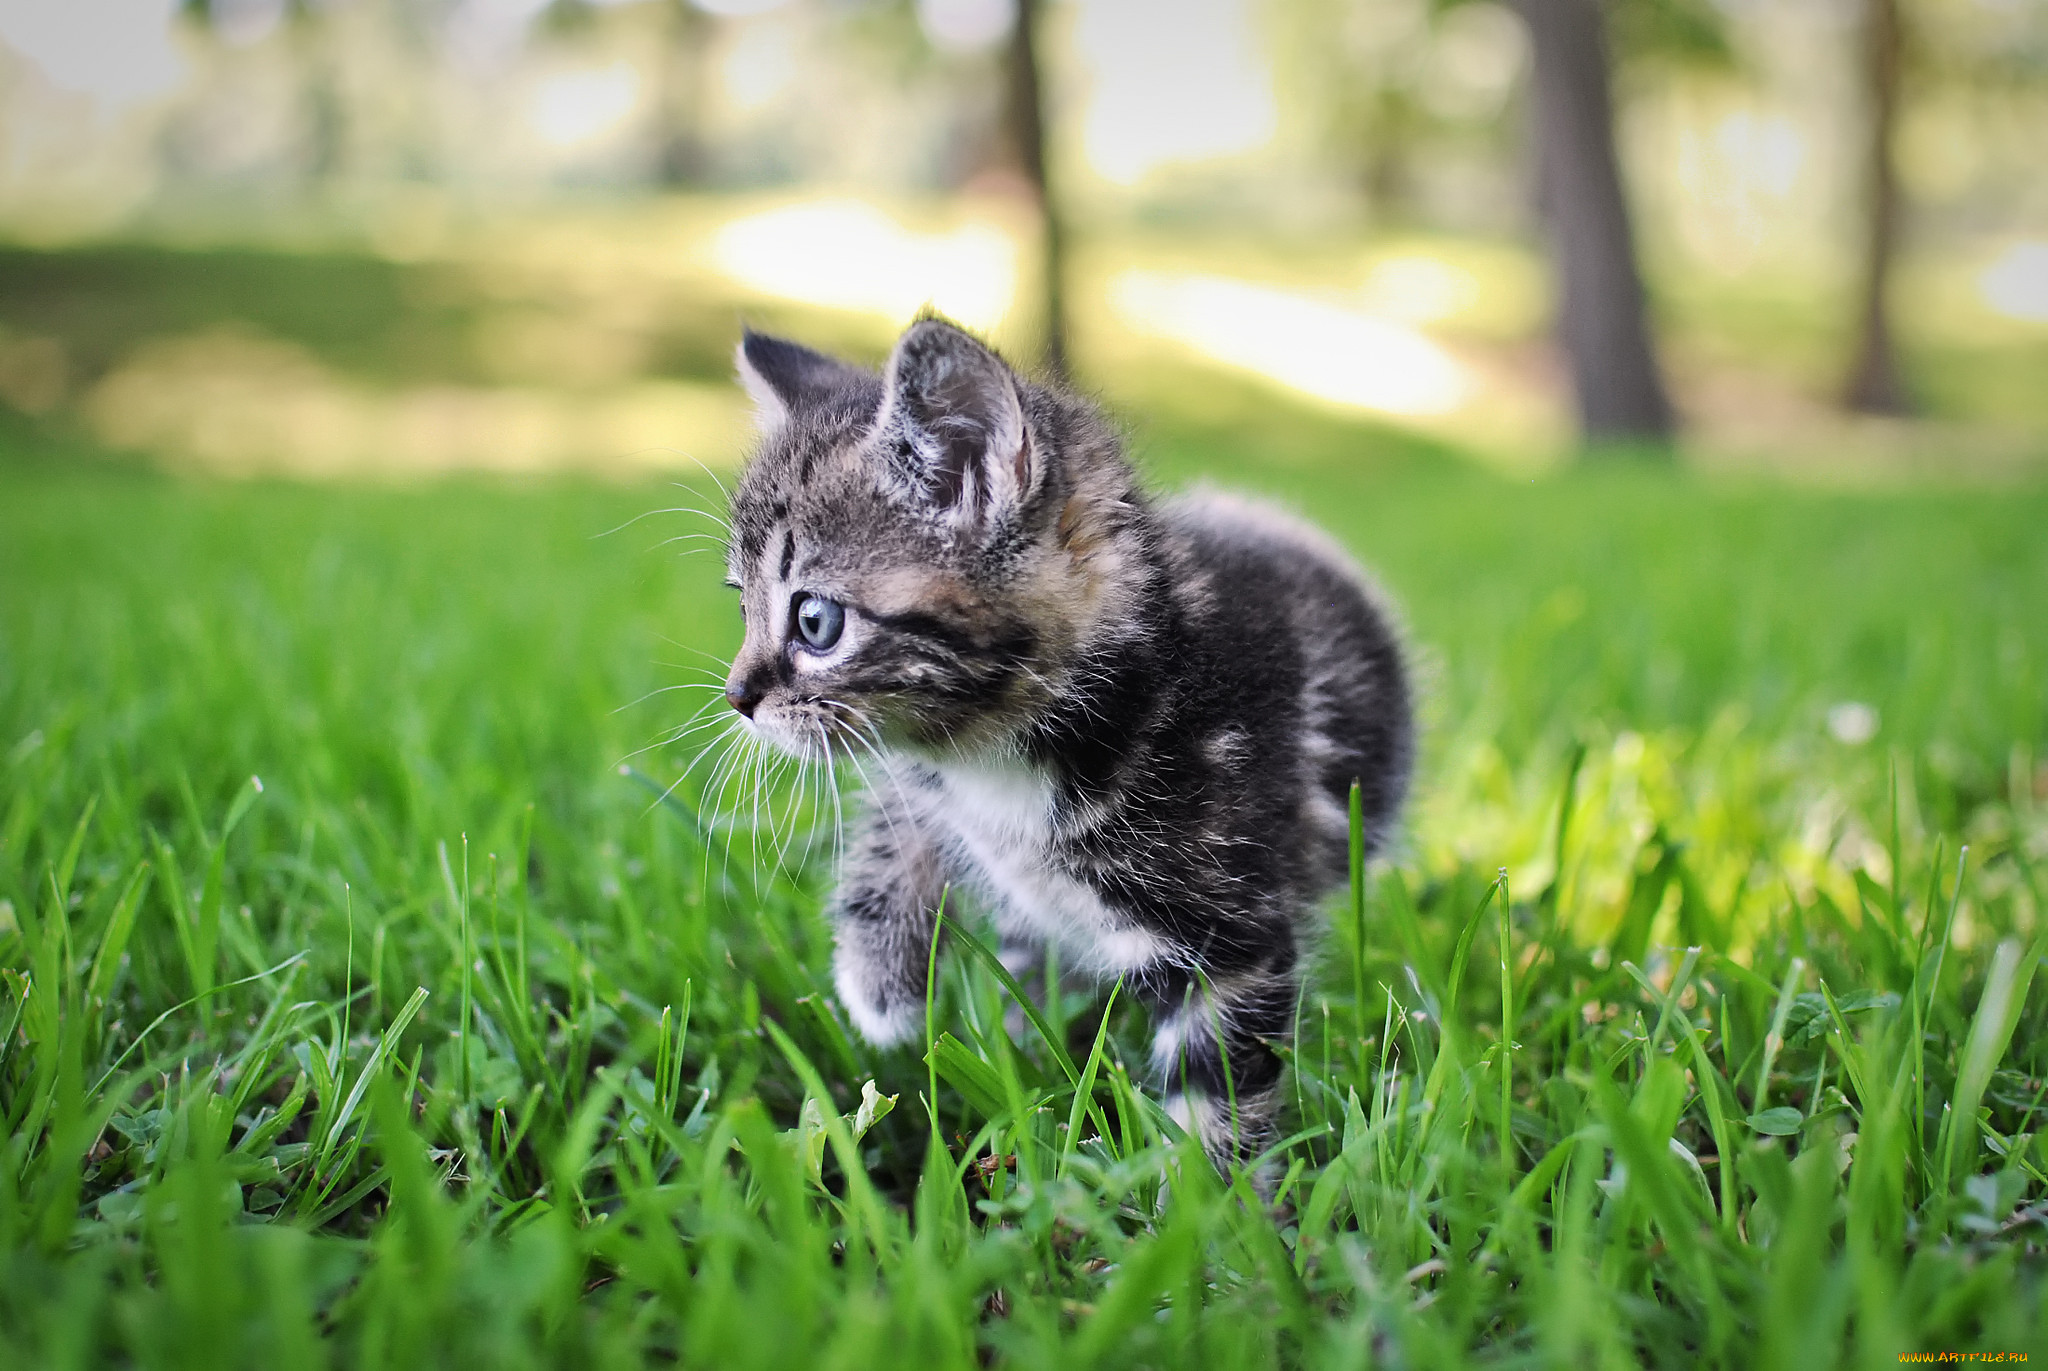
[724, 677, 764, 718]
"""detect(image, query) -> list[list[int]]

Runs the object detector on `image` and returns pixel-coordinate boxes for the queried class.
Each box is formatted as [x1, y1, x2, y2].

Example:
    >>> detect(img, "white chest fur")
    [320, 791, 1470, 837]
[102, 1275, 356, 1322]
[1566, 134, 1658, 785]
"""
[918, 757, 1170, 978]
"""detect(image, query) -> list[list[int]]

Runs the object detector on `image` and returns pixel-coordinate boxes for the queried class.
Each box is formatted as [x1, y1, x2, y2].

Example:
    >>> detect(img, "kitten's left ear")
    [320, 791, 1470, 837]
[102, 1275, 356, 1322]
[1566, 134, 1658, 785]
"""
[736, 329, 868, 430]
[874, 319, 1034, 522]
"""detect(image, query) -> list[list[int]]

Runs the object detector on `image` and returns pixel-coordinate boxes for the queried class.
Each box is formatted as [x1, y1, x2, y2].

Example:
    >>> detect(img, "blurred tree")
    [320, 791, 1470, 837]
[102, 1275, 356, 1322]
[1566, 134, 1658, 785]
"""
[287, 0, 345, 188]
[1840, 0, 2048, 417]
[846, 0, 1064, 376]
[1845, 0, 1910, 415]
[1299, 0, 1439, 226]
[1511, 0, 1673, 446]
[1358, 84, 1426, 222]
[175, 0, 345, 191]
[1002, 0, 1067, 380]
[652, 2, 715, 185]
[1284, 0, 1722, 444]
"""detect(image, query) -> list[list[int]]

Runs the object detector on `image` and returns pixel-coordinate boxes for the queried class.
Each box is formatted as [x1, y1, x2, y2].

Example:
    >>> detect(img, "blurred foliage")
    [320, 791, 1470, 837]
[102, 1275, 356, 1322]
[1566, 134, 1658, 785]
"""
[1604, 0, 1735, 70]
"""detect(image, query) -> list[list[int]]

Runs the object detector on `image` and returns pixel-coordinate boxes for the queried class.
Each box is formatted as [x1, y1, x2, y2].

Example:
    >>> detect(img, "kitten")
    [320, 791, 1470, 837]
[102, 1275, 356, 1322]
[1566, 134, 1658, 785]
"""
[720, 317, 1413, 1174]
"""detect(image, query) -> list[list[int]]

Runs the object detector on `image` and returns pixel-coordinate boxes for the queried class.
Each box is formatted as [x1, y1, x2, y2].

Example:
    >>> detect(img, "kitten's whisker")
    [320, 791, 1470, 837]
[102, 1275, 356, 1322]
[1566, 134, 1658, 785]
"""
[645, 713, 744, 822]
[615, 715, 716, 767]
[769, 753, 804, 882]
[680, 714, 752, 890]
[821, 729, 847, 875]
[592, 502, 731, 541]
[716, 733, 757, 881]
[649, 659, 728, 678]
[697, 726, 752, 832]
[809, 702, 863, 872]
[654, 535, 730, 560]
[794, 727, 824, 876]
[666, 711, 747, 752]
[721, 732, 761, 815]
[654, 642, 741, 673]
[667, 721, 748, 790]
[805, 723, 832, 872]
[618, 703, 732, 765]
[774, 750, 810, 879]
[649, 485, 736, 536]
[613, 680, 729, 715]
[652, 501, 735, 547]
[716, 731, 765, 889]
[743, 734, 772, 868]
[666, 460, 737, 521]
[744, 744, 770, 869]
[772, 756, 800, 877]
[791, 742, 813, 874]
[838, 726, 924, 864]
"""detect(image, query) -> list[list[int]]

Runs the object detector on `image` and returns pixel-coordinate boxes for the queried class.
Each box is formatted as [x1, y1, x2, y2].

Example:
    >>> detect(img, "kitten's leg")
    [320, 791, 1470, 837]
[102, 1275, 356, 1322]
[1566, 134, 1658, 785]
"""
[1143, 952, 1299, 1184]
[830, 799, 948, 1048]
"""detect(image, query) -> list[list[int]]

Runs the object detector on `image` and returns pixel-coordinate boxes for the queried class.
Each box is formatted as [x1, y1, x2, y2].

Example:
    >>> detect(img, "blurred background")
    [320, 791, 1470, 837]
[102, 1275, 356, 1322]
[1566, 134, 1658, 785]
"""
[0, 0, 2043, 481]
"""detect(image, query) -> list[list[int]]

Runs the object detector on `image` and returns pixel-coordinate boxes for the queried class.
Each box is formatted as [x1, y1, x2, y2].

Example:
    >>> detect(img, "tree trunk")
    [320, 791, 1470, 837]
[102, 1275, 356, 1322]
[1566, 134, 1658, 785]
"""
[1004, 0, 1067, 381]
[1844, 0, 1909, 414]
[1514, 0, 1674, 446]
[654, 2, 711, 186]
[293, 16, 344, 190]
[1361, 87, 1420, 227]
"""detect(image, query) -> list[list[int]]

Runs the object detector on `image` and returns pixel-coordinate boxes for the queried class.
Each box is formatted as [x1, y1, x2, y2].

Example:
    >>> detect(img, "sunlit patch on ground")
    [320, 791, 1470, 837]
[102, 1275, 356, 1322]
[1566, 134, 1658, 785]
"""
[1979, 240, 2048, 325]
[1107, 269, 1474, 418]
[712, 199, 1018, 334]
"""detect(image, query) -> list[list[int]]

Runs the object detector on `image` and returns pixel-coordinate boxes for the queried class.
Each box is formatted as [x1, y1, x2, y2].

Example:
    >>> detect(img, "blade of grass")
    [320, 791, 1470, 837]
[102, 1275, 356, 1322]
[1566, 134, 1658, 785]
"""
[1941, 937, 2038, 1188]
[1349, 779, 1367, 1066]
[1497, 867, 1514, 1172]
[925, 886, 947, 1146]
[89, 952, 308, 1097]
[1913, 845, 1968, 1190]
[1060, 978, 1122, 1177]
[1752, 957, 1804, 1116]
[941, 913, 1078, 1086]
[83, 859, 151, 1011]
[322, 985, 431, 1156]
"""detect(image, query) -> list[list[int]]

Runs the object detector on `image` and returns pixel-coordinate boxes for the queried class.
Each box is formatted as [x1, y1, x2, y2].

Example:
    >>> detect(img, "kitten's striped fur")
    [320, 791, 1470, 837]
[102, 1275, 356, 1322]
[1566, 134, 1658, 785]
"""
[720, 318, 1412, 1174]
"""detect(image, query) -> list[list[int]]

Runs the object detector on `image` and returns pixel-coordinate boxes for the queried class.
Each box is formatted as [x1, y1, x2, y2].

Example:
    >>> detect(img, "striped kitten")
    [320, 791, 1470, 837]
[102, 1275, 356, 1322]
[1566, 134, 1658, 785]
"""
[720, 317, 1412, 1174]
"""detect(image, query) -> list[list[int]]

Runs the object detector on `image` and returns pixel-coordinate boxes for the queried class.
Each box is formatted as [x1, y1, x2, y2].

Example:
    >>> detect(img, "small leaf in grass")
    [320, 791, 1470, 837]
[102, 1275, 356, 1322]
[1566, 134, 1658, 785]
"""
[1747, 1106, 1803, 1136]
[850, 1080, 897, 1141]
[782, 1082, 897, 1188]
[96, 1190, 145, 1231]
[790, 1096, 830, 1189]
[1784, 990, 1899, 1048]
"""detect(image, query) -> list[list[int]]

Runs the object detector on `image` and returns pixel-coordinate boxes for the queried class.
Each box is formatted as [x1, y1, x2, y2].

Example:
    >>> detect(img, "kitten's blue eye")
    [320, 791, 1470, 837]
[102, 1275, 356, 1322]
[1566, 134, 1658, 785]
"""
[793, 594, 844, 652]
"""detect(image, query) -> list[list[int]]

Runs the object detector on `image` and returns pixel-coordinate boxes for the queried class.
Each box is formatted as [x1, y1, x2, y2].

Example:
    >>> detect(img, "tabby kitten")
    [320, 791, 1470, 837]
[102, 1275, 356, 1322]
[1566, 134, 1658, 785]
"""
[720, 317, 1412, 1172]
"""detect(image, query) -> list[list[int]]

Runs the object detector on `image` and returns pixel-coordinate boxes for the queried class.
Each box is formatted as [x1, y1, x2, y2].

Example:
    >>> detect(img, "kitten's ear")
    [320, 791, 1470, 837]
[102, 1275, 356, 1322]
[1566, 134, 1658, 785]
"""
[874, 319, 1034, 521]
[736, 329, 865, 429]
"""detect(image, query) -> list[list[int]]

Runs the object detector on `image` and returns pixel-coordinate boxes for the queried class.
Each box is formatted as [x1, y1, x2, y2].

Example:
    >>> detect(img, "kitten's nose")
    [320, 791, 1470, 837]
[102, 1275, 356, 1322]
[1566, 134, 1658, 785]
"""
[725, 678, 763, 718]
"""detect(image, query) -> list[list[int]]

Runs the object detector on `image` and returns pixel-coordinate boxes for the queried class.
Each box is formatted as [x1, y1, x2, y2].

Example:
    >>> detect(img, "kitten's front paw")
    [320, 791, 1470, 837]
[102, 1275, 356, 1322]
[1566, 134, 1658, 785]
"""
[833, 955, 922, 1047]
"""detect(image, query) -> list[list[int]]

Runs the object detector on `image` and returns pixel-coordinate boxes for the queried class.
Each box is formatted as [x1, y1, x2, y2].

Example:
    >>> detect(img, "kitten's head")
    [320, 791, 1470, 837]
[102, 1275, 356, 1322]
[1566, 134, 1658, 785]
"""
[720, 317, 1137, 761]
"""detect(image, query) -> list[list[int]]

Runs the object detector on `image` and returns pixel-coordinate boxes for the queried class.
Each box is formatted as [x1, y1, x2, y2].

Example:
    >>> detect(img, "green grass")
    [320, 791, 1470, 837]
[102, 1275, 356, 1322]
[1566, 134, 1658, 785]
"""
[2, 415, 2047, 1367]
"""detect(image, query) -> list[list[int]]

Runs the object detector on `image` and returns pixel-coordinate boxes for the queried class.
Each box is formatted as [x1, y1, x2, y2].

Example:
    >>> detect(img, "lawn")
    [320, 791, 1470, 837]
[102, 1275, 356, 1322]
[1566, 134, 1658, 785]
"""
[2, 386, 2047, 1363]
